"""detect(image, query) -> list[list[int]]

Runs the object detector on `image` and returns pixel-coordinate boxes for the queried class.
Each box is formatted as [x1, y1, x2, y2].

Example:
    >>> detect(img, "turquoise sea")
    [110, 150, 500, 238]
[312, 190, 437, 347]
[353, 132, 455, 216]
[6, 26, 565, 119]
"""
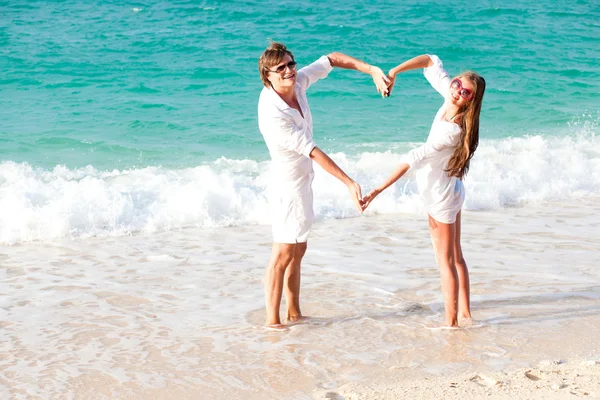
[1, 0, 599, 243]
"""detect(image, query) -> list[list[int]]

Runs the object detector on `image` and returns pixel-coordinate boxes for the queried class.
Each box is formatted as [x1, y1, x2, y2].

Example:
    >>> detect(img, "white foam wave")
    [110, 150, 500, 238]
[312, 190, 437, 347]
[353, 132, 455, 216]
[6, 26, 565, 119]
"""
[1, 133, 599, 244]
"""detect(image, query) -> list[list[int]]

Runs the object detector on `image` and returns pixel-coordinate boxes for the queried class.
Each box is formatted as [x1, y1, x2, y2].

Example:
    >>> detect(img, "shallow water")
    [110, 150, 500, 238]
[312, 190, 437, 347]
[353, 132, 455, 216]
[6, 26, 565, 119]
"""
[1, 197, 599, 399]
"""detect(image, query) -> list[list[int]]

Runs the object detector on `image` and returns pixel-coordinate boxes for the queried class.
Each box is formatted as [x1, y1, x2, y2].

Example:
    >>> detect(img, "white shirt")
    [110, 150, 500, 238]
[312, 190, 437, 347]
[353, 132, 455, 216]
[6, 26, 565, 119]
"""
[258, 55, 333, 192]
[406, 55, 465, 223]
[257, 55, 333, 242]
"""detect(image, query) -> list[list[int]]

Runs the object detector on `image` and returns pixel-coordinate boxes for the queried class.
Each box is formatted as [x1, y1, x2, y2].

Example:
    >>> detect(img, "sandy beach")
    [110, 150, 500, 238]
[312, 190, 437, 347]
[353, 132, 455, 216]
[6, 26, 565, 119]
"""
[1, 197, 600, 399]
[314, 359, 600, 399]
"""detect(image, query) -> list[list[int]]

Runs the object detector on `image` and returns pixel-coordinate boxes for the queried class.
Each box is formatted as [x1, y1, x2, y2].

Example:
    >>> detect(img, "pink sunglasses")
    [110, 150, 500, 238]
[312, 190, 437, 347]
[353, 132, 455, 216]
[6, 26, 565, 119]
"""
[450, 79, 473, 101]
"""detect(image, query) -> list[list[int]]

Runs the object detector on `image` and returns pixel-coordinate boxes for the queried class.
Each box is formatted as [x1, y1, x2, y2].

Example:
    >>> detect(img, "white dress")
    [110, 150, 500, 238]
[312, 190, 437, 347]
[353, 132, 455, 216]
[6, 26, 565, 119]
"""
[257, 56, 333, 243]
[406, 55, 465, 224]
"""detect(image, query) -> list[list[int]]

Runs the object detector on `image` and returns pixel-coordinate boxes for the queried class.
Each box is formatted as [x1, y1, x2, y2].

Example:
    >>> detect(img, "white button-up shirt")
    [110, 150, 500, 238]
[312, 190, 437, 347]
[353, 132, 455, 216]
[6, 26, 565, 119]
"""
[257, 55, 333, 242]
[258, 55, 333, 193]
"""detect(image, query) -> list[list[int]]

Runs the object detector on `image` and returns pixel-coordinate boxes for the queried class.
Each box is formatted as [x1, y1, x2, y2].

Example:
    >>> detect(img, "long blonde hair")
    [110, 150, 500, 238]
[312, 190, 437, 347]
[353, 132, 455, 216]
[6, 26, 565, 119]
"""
[446, 72, 486, 179]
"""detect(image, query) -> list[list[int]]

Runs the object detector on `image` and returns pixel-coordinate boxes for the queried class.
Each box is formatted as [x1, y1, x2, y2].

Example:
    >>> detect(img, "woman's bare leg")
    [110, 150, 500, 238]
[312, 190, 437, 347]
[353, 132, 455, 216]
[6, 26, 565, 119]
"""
[284, 242, 307, 322]
[264, 243, 295, 326]
[453, 212, 472, 320]
[429, 215, 459, 327]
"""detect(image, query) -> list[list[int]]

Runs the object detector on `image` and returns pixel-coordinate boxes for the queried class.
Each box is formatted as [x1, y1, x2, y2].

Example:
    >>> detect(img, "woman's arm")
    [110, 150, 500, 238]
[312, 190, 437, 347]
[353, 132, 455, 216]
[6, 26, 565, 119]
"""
[389, 55, 433, 77]
[362, 129, 457, 211]
[387, 55, 434, 96]
[361, 163, 410, 211]
[326, 52, 390, 96]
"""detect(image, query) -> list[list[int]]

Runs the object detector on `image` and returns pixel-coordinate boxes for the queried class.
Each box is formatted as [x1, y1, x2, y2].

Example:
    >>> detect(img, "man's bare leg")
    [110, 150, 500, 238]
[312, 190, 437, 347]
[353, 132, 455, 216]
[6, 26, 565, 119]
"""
[264, 243, 295, 327]
[284, 242, 307, 322]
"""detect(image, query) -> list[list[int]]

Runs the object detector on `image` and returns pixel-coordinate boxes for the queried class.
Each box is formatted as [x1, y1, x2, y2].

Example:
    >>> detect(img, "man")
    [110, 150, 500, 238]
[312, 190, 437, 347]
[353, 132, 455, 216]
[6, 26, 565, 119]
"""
[258, 42, 389, 329]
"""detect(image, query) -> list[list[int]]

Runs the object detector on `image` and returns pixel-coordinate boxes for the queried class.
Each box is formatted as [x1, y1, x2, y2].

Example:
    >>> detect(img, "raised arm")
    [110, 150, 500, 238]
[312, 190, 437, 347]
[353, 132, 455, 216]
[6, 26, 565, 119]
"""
[388, 55, 433, 77]
[386, 55, 434, 96]
[326, 52, 390, 96]
[309, 146, 363, 213]
[388, 54, 450, 97]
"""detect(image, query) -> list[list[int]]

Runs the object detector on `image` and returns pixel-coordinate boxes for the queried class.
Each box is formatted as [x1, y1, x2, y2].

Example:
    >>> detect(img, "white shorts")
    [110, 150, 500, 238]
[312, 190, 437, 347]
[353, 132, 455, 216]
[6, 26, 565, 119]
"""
[270, 189, 314, 244]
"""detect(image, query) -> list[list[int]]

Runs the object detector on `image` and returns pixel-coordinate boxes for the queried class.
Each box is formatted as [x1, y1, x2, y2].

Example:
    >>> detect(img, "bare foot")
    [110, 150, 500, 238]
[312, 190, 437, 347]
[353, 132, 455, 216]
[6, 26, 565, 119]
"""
[265, 323, 288, 332]
[423, 323, 461, 331]
[286, 315, 310, 325]
[459, 316, 475, 326]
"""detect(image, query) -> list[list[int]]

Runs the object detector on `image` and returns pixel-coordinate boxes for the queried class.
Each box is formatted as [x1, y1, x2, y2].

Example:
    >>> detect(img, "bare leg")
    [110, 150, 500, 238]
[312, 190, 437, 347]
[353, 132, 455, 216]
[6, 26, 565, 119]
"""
[264, 243, 295, 327]
[454, 212, 472, 320]
[429, 215, 459, 327]
[284, 242, 307, 322]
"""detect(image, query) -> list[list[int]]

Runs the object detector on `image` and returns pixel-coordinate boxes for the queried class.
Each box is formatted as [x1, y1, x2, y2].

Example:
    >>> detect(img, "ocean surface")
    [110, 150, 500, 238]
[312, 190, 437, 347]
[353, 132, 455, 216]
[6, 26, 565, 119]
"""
[1, 0, 599, 244]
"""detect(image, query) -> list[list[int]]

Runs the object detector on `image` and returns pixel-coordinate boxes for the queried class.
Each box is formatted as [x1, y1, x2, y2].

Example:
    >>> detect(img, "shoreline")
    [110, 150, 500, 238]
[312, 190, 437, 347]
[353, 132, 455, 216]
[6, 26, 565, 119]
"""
[313, 358, 600, 399]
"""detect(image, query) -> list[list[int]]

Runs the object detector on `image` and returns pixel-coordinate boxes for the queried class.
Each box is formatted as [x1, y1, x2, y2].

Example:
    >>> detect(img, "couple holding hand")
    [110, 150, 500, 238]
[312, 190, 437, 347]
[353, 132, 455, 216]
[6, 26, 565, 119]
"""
[257, 42, 485, 330]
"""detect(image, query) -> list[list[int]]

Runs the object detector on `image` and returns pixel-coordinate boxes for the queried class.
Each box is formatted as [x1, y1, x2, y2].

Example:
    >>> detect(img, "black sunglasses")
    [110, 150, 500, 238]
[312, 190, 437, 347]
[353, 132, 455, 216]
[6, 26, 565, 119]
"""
[266, 61, 297, 74]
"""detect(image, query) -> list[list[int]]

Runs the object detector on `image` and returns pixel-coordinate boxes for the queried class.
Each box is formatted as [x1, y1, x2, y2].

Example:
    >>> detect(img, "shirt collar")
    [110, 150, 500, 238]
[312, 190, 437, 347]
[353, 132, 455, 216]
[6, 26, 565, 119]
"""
[265, 85, 299, 111]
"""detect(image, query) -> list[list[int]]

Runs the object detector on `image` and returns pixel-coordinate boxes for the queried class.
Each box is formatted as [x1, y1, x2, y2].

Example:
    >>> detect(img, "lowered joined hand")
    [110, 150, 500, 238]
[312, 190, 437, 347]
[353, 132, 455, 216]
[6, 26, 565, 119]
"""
[347, 181, 364, 214]
[361, 188, 381, 212]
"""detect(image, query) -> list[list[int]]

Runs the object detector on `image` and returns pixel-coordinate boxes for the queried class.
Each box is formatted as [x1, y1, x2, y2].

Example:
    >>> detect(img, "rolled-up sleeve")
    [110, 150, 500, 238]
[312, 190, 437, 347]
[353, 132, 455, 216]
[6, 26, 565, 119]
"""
[423, 55, 451, 98]
[296, 55, 333, 90]
[406, 132, 455, 169]
[260, 114, 316, 157]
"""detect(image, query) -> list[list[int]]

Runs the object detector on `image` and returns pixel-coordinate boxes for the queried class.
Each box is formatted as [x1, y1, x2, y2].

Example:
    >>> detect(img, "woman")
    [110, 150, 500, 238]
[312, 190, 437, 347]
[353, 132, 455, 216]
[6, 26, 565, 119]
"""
[362, 54, 486, 328]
